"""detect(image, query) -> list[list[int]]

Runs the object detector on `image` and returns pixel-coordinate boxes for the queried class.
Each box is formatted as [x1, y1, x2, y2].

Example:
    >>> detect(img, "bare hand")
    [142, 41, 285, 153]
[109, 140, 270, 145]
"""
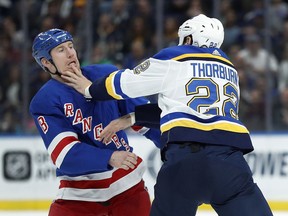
[61, 65, 92, 95]
[100, 114, 134, 144]
[109, 151, 138, 170]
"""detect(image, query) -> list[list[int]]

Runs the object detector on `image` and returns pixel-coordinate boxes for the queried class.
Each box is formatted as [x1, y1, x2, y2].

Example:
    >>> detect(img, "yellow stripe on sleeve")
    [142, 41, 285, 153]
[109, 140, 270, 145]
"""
[105, 71, 122, 99]
[172, 53, 233, 66]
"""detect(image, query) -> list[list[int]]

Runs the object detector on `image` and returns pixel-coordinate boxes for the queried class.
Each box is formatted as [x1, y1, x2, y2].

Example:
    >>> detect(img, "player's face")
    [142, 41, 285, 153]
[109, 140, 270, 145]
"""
[50, 41, 80, 73]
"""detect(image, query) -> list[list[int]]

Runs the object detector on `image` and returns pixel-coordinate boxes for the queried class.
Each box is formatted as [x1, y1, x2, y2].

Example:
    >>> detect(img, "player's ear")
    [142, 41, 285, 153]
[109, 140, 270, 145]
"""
[183, 36, 193, 45]
[41, 58, 50, 67]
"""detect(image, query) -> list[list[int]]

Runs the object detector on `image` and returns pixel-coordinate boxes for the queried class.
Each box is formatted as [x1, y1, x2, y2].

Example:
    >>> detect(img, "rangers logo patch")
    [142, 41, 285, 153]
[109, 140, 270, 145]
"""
[133, 60, 150, 74]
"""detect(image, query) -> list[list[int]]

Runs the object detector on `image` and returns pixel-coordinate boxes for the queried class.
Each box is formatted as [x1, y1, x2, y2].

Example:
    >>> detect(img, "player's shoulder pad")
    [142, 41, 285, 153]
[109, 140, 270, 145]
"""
[212, 48, 229, 59]
[81, 64, 118, 81]
[155, 46, 233, 68]
[29, 79, 58, 114]
[152, 45, 209, 60]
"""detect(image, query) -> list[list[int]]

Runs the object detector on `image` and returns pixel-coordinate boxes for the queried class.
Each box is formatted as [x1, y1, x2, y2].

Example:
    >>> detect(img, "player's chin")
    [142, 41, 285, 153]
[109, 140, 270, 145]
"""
[64, 68, 76, 74]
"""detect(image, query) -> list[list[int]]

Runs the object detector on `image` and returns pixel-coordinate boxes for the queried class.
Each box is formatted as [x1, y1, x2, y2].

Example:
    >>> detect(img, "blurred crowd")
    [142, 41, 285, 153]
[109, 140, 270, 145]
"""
[0, 0, 288, 134]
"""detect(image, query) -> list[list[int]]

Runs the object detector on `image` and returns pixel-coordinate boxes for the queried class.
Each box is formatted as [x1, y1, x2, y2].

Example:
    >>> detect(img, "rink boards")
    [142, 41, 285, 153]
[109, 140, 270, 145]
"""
[0, 133, 287, 211]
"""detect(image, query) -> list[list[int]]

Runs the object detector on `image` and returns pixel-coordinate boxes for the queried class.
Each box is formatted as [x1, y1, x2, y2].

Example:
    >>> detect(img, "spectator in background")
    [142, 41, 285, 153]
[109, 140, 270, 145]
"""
[123, 40, 148, 69]
[162, 16, 179, 47]
[0, 106, 22, 133]
[1, 20, 21, 63]
[5, 65, 21, 108]
[130, 0, 155, 53]
[221, 8, 241, 52]
[29, 68, 50, 101]
[165, 0, 190, 19]
[0, 46, 9, 105]
[238, 34, 278, 88]
[110, 0, 130, 26]
[270, 0, 288, 35]
[123, 16, 152, 54]
[0, 0, 12, 19]
[94, 13, 124, 63]
[110, 0, 130, 45]
[39, 15, 56, 32]
[39, 0, 62, 22]
[186, 0, 203, 18]
[226, 44, 242, 66]
[243, 0, 265, 34]
[241, 76, 267, 131]
[2, 16, 24, 49]
[90, 43, 113, 65]
[131, 0, 155, 32]
[238, 67, 253, 124]
[276, 19, 288, 60]
[230, 49, 257, 128]
[274, 88, 288, 130]
[94, 13, 115, 46]
[0, 65, 23, 134]
[278, 44, 288, 92]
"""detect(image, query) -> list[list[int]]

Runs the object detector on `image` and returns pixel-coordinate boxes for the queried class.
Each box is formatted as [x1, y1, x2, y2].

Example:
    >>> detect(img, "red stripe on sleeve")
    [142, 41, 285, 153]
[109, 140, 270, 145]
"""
[51, 136, 79, 164]
[59, 157, 143, 189]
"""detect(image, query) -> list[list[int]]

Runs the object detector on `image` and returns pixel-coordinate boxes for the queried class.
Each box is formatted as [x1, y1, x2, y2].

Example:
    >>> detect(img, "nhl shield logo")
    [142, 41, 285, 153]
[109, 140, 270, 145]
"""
[3, 151, 31, 180]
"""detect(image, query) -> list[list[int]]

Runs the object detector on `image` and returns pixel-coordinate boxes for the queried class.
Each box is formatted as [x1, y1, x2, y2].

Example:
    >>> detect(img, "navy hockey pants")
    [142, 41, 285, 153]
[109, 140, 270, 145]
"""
[150, 143, 273, 216]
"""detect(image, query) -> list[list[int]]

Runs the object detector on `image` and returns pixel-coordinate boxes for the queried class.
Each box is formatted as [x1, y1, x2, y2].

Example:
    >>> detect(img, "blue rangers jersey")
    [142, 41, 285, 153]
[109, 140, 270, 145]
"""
[29, 64, 161, 202]
[89, 45, 254, 154]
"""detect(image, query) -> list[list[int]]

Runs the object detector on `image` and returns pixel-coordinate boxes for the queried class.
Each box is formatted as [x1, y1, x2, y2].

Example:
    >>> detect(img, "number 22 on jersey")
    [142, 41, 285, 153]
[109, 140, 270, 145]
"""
[185, 78, 239, 119]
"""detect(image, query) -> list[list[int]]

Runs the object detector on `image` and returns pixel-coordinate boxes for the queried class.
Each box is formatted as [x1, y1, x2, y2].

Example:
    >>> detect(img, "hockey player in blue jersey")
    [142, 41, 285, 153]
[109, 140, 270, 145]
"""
[61, 14, 273, 216]
[30, 28, 161, 216]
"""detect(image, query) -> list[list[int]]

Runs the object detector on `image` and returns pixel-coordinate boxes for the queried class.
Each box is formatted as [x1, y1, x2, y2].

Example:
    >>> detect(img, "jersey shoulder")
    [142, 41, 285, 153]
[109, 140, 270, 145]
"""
[152, 45, 231, 63]
[82, 64, 118, 81]
[29, 79, 69, 114]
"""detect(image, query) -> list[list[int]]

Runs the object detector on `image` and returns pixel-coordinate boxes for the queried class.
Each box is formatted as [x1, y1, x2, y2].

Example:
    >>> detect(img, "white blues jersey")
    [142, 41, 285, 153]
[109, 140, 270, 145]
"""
[90, 45, 253, 153]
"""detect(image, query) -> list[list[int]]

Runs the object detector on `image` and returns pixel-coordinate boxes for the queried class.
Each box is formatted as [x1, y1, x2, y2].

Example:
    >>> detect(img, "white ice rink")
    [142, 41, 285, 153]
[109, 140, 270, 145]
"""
[0, 211, 287, 216]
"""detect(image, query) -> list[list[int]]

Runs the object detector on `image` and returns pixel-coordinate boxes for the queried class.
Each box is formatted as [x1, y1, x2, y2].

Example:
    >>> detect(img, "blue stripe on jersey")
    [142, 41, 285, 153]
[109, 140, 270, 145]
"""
[161, 127, 253, 154]
[113, 70, 130, 99]
[159, 112, 252, 152]
[105, 70, 130, 100]
[161, 112, 243, 125]
[153, 45, 230, 62]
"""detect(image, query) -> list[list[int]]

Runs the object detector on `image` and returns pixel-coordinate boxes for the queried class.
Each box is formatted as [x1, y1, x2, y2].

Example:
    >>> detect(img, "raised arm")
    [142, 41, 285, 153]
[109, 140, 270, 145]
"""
[61, 58, 168, 101]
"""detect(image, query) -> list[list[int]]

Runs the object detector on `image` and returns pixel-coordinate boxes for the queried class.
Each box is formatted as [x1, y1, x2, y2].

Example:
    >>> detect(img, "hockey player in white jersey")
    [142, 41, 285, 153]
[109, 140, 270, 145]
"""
[61, 14, 273, 216]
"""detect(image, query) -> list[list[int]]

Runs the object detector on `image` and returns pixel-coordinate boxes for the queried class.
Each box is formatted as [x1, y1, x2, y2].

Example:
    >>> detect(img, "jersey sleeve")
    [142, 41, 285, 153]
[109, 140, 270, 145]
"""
[29, 95, 114, 176]
[89, 58, 170, 100]
[134, 103, 161, 128]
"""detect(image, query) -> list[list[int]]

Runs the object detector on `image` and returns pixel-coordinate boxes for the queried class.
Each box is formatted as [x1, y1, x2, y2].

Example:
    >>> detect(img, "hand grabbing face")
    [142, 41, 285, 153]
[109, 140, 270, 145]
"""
[61, 65, 92, 95]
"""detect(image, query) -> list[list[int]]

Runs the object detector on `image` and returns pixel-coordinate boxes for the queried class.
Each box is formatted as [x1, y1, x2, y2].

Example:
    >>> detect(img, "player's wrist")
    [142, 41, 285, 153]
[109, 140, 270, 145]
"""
[129, 112, 136, 125]
[84, 85, 92, 98]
